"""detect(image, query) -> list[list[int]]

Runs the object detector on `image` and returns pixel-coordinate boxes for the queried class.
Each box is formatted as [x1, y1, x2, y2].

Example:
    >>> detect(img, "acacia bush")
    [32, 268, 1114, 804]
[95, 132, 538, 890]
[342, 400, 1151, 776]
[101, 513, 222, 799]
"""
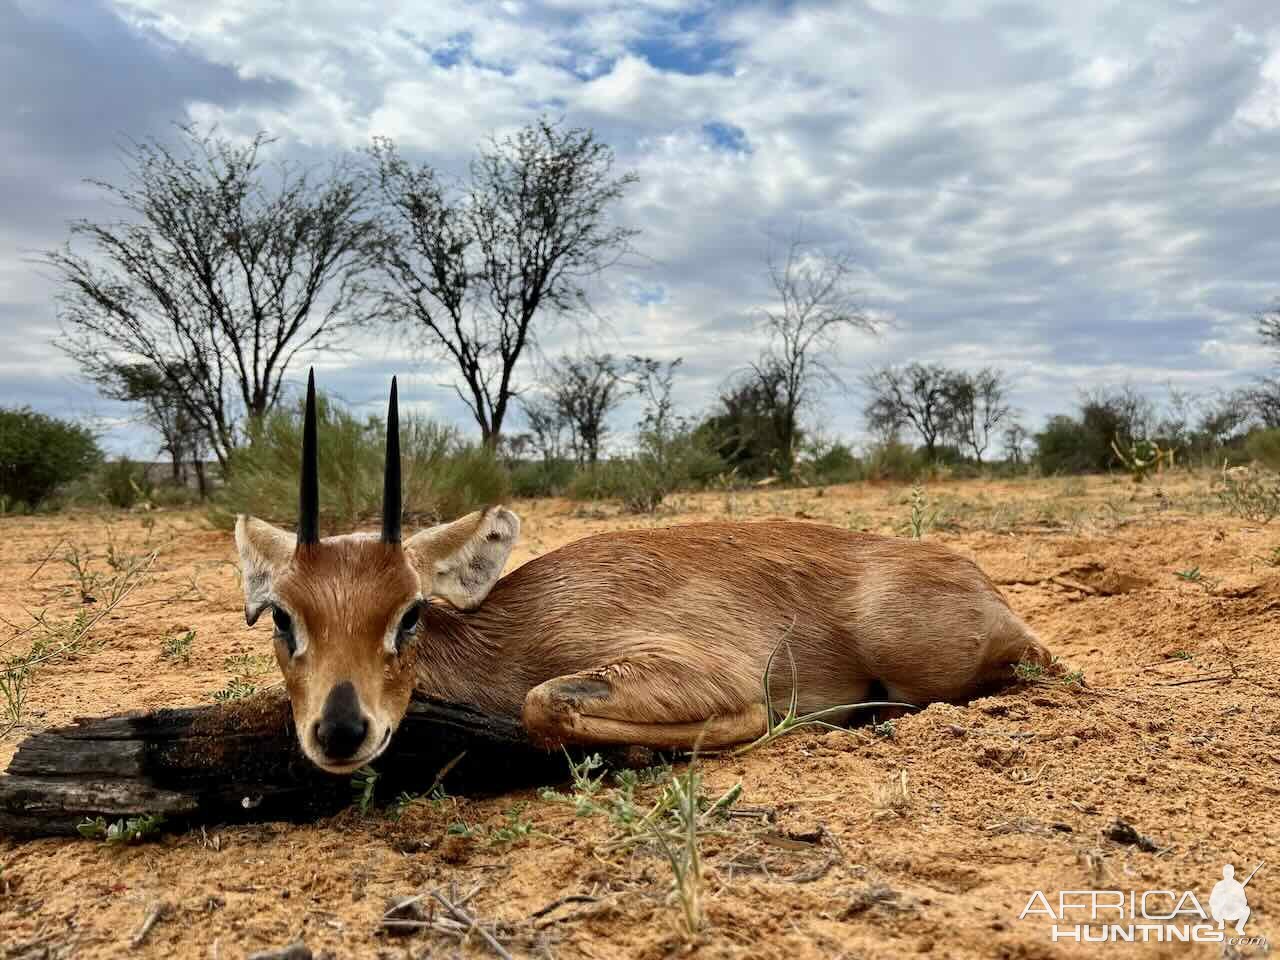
[799, 442, 863, 485]
[509, 458, 577, 498]
[213, 393, 509, 532]
[567, 436, 725, 513]
[0, 407, 101, 510]
[98, 457, 153, 508]
[1035, 415, 1104, 474]
[862, 439, 927, 482]
[1244, 428, 1280, 470]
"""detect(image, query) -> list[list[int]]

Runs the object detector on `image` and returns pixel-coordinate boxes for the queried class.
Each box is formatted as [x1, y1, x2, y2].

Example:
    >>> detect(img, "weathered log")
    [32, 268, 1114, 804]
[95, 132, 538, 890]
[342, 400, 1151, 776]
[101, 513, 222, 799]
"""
[0, 690, 566, 838]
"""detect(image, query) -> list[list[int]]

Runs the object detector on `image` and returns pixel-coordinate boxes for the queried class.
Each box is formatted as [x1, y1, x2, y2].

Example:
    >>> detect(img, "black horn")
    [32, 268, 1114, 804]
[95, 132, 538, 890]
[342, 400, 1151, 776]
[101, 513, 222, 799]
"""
[298, 368, 320, 546]
[382, 376, 402, 544]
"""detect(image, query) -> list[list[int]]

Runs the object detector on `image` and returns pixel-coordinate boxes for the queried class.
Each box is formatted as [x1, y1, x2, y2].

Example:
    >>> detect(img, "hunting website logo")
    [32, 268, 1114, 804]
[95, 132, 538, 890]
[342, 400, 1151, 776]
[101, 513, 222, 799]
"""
[1018, 861, 1267, 946]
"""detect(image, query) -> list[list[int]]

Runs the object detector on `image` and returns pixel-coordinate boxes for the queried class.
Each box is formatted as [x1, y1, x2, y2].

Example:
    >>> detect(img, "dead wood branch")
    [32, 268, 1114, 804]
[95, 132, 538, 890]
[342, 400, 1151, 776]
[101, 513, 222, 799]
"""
[0, 690, 559, 837]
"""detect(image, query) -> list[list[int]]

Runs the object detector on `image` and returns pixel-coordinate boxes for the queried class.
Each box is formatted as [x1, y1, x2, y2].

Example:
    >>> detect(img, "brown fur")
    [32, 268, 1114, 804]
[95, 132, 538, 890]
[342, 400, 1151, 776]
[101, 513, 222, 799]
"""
[432, 522, 1048, 743]
[237, 512, 1050, 767]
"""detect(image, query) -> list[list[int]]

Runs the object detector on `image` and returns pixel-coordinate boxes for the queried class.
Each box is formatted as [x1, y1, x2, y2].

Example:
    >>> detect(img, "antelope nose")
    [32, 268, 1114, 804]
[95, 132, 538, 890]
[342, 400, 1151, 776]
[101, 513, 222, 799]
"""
[314, 681, 369, 761]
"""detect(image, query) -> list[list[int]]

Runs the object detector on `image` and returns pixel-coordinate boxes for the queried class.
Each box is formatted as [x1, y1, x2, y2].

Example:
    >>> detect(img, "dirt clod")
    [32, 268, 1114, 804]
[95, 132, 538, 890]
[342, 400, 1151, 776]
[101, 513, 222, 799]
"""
[1102, 818, 1160, 852]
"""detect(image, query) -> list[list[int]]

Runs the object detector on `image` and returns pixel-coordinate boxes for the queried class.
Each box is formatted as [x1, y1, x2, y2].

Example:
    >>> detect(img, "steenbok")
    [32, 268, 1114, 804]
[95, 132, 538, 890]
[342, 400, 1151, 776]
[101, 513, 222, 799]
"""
[237, 373, 1050, 773]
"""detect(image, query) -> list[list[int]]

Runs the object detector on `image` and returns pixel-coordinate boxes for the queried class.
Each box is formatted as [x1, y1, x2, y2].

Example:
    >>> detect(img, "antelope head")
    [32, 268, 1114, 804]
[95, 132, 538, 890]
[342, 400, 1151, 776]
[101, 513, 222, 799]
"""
[234, 372, 519, 774]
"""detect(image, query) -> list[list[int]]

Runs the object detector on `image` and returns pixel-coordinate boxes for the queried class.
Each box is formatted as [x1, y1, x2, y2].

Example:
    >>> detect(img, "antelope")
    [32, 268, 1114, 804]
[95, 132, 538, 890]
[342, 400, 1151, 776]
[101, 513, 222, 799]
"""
[236, 373, 1051, 774]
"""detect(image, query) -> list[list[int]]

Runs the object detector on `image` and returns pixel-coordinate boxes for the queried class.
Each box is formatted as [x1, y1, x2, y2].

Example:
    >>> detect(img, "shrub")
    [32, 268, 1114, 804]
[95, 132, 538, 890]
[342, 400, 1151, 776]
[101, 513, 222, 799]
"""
[694, 383, 790, 480]
[567, 460, 644, 503]
[568, 432, 724, 513]
[149, 483, 202, 508]
[1035, 415, 1102, 475]
[1035, 390, 1157, 475]
[425, 443, 512, 520]
[799, 442, 864, 485]
[1216, 466, 1280, 524]
[0, 407, 101, 509]
[98, 457, 153, 508]
[509, 458, 576, 498]
[1244, 428, 1280, 470]
[212, 393, 510, 532]
[862, 439, 924, 483]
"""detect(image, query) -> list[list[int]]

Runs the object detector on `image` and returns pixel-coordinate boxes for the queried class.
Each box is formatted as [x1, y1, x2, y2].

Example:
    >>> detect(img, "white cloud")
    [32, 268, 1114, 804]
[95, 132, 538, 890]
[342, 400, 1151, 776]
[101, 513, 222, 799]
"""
[4, 0, 1280, 454]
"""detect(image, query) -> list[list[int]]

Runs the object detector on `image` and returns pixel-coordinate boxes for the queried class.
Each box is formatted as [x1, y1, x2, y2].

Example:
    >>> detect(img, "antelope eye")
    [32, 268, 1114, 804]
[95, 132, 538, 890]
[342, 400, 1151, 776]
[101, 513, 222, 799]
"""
[271, 605, 297, 656]
[271, 605, 292, 634]
[398, 602, 422, 636]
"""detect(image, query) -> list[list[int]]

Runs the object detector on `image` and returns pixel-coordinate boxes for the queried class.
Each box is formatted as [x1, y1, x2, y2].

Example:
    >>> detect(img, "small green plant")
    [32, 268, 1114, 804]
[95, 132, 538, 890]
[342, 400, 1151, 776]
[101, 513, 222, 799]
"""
[1170, 650, 1194, 661]
[488, 804, 536, 845]
[649, 755, 705, 940]
[0, 659, 31, 727]
[76, 813, 166, 844]
[1174, 566, 1218, 593]
[428, 784, 453, 806]
[606, 770, 644, 827]
[732, 632, 915, 756]
[1014, 657, 1082, 687]
[385, 753, 466, 819]
[905, 485, 936, 539]
[556, 749, 742, 939]
[352, 766, 380, 814]
[1013, 661, 1045, 682]
[211, 678, 258, 702]
[873, 719, 896, 740]
[223, 652, 273, 676]
[540, 749, 610, 815]
[2, 546, 157, 734]
[715, 468, 741, 516]
[388, 791, 418, 819]
[160, 630, 195, 664]
[61, 544, 102, 603]
[406, 799, 538, 844]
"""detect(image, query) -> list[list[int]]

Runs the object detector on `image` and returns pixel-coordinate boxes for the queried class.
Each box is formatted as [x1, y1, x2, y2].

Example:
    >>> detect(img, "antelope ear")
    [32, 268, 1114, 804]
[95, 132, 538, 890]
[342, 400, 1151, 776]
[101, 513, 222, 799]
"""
[405, 507, 520, 611]
[235, 515, 295, 626]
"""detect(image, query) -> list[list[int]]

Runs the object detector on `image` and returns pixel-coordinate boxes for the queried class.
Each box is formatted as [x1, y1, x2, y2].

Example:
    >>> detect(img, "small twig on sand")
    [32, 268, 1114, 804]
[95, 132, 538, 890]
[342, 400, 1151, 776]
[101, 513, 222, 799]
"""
[430, 750, 468, 793]
[131, 901, 171, 948]
[429, 889, 512, 960]
[27, 538, 65, 581]
[381, 894, 428, 918]
[1156, 674, 1233, 687]
[530, 894, 601, 920]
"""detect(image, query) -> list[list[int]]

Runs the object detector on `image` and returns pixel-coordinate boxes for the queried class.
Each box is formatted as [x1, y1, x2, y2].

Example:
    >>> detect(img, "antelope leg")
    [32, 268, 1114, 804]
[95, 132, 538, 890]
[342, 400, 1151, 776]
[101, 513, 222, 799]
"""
[522, 661, 768, 751]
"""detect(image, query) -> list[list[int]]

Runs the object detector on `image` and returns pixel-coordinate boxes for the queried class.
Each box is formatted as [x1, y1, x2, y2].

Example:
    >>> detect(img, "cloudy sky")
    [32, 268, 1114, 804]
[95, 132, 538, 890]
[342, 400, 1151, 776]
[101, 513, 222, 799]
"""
[4, 0, 1280, 457]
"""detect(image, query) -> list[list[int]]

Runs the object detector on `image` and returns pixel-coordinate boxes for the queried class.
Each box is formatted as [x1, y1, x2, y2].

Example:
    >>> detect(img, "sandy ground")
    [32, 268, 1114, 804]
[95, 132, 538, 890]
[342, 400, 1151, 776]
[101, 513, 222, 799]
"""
[1, 473, 1278, 959]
